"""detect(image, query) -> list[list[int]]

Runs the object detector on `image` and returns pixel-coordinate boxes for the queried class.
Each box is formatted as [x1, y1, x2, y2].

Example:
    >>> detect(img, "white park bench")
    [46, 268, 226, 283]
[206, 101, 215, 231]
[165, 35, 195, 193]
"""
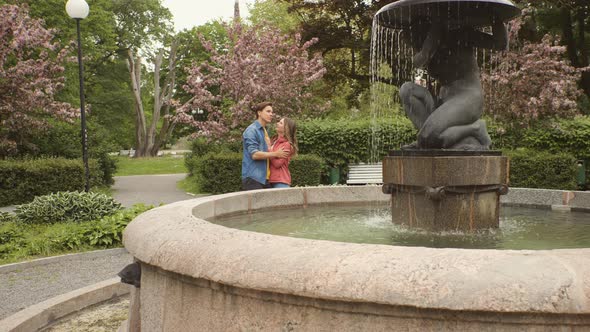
[346, 163, 383, 185]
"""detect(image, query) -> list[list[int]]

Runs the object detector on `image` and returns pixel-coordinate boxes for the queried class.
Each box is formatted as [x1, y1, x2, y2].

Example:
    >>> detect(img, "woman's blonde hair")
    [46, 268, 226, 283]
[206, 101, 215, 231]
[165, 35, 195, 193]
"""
[282, 117, 298, 156]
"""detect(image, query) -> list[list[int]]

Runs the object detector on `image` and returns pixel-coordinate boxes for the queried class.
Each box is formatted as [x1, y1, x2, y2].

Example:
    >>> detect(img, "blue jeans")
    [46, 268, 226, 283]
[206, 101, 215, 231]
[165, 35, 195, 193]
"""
[271, 182, 290, 189]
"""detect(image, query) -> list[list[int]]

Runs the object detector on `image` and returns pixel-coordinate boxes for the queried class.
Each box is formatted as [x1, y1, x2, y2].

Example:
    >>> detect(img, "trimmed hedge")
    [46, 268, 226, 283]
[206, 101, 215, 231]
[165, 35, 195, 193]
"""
[191, 152, 323, 194]
[298, 117, 416, 167]
[506, 149, 577, 190]
[489, 117, 590, 159]
[297, 117, 589, 188]
[0, 158, 104, 206]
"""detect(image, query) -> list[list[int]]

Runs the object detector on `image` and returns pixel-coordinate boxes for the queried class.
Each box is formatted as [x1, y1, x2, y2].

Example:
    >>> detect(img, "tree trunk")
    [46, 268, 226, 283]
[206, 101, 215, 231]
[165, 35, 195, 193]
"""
[127, 42, 180, 158]
[561, 7, 579, 67]
[127, 50, 148, 158]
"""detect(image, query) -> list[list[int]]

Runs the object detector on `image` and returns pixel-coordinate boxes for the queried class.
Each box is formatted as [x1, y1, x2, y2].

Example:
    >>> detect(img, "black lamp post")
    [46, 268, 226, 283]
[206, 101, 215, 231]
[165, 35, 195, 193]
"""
[66, 0, 90, 192]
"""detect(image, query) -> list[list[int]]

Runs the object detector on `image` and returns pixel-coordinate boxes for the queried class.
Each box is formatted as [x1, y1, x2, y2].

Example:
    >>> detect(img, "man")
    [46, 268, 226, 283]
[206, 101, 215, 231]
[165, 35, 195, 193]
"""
[242, 102, 288, 190]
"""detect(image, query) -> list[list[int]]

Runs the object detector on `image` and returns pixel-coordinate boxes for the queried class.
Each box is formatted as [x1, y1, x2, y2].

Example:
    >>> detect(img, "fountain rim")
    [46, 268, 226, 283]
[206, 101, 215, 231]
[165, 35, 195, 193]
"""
[123, 186, 590, 315]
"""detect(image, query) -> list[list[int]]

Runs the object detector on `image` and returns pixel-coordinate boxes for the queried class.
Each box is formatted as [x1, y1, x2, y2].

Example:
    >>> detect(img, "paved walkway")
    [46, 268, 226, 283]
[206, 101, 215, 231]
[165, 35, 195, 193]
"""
[0, 174, 198, 320]
[112, 173, 195, 208]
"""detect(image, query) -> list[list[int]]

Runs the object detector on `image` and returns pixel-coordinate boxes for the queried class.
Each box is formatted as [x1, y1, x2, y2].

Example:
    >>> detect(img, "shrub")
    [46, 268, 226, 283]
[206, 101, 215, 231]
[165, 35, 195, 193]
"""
[0, 212, 16, 224]
[198, 152, 243, 194]
[298, 117, 416, 167]
[189, 137, 241, 157]
[0, 204, 151, 263]
[506, 149, 577, 190]
[0, 221, 23, 245]
[0, 158, 104, 206]
[194, 152, 324, 194]
[15, 191, 122, 224]
[489, 117, 590, 159]
[290, 154, 324, 186]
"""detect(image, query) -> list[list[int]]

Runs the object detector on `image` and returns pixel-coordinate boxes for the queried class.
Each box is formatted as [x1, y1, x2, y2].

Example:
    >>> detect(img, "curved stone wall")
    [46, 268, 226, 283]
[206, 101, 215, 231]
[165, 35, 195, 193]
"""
[123, 186, 590, 331]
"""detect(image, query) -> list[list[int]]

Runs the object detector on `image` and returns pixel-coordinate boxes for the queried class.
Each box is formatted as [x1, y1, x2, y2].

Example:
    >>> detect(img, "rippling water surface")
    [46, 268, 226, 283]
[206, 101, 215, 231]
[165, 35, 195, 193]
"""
[210, 204, 590, 250]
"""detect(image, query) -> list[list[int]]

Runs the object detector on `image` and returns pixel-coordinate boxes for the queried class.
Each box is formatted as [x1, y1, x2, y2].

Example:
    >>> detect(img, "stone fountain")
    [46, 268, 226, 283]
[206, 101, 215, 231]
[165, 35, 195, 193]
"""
[119, 1, 590, 331]
[376, 0, 520, 231]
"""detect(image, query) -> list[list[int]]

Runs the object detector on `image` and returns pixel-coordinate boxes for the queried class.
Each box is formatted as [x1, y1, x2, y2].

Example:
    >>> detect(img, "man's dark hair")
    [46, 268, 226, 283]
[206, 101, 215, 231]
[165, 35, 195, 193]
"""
[251, 101, 272, 116]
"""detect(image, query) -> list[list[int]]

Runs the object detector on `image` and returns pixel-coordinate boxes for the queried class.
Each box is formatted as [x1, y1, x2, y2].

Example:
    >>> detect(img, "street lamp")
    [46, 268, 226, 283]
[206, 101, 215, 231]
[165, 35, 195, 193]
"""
[66, 0, 90, 192]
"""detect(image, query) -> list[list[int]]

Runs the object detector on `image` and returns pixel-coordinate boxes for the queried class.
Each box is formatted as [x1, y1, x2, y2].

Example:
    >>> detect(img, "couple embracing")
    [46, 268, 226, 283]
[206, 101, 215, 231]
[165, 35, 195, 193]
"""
[241, 101, 298, 191]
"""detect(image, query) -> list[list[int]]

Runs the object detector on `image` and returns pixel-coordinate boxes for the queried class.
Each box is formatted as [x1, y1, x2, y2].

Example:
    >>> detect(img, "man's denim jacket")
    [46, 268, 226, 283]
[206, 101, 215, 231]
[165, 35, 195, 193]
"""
[242, 120, 268, 184]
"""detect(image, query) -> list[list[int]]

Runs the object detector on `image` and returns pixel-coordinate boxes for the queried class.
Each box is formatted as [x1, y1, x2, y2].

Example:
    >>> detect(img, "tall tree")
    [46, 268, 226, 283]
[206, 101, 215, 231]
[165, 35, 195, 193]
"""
[281, 0, 395, 106]
[180, 22, 327, 140]
[0, 4, 76, 157]
[8, 0, 174, 150]
[127, 41, 179, 157]
[514, 0, 590, 98]
[482, 9, 585, 127]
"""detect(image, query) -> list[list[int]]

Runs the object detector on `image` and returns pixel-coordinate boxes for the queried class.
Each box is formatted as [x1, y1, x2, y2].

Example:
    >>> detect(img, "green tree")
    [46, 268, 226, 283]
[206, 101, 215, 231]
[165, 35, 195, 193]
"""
[5, 0, 174, 151]
[281, 0, 395, 109]
[248, 0, 301, 34]
[514, 1, 590, 100]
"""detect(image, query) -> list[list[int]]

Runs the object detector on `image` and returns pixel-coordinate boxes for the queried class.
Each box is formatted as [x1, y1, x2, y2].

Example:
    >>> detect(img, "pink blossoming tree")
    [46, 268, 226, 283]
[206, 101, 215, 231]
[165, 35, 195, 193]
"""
[482, 9, 586, 128]
[0, 4, 76, 157]
[179, 22, 327, 140]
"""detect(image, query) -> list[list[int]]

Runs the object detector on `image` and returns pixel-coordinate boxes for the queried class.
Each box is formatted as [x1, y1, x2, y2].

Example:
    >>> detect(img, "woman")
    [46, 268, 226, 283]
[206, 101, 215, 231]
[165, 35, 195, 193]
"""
[269, 117, 298, 188]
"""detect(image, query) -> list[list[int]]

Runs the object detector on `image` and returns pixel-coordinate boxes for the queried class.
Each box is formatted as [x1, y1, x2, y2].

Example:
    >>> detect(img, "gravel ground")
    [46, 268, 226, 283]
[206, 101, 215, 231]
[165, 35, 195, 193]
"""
[0, 250, 132, 320]
[41, 296, 129, 332]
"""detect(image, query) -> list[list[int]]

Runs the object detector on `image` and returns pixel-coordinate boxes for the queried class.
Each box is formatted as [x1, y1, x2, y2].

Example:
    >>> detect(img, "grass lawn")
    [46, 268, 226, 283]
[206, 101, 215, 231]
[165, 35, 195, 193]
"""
[177, 176, 204, 195]
[114, 155, 188, 176]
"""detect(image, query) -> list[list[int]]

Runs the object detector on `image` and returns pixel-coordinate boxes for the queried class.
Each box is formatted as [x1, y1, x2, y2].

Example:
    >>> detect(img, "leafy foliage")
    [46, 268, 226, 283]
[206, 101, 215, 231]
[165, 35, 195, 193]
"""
[14, 191, 122, 224]
[0, 158, 105, 205]
[0, 4, 77, 156]
[481, 8, 587, 126]
[0, 204, 151, 263]
[506, 149, 577, 190]
[298, 117, 416, 167]
[289, 155, 324, 187]
[488, 116, 590, 159]
[186, 152, 324, 194]
[179, 21, 327, 139]
[0, 211, 16, 224]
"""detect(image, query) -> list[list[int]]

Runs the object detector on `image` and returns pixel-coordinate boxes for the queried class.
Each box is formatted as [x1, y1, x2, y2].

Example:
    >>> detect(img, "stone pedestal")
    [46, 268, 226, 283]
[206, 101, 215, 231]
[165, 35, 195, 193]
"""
[382, 150, 509, 231]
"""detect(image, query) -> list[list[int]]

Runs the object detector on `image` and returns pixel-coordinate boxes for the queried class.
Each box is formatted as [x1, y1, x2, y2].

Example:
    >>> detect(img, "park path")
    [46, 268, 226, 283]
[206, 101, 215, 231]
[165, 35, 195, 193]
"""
[0, 173, 198, 320]
[112, 173, 195, 207]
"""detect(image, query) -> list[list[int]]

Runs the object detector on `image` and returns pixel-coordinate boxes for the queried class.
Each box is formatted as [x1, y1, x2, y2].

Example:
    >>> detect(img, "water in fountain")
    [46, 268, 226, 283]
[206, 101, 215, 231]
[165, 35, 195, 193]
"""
[210, 205, 590, 250]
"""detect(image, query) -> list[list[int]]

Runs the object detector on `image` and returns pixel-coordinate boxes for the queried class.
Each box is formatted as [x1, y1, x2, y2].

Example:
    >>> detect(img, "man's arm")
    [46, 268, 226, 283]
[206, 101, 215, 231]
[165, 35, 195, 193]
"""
[252, 149, 287, 160]
[243, 127, 288, 160]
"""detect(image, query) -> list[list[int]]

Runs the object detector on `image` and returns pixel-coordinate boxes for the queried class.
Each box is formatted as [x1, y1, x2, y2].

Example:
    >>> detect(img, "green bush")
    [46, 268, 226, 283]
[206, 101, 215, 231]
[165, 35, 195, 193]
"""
[190, 137, 241, 157]
[0, 204, 151, 263]
[198, 152, 243, 194]
[0, 158, 105, 206]
[290, 154, 324, 186]
[28, 120, 118, 186]
[0, 212, 16, 224]
[15, 191, 122, 224]
[194, 152, 324, 194]
[298, 117, 416, 168]
[488, 117, 590, 159]
[506, 149, 577, 190]
[0, 221, 23, 245]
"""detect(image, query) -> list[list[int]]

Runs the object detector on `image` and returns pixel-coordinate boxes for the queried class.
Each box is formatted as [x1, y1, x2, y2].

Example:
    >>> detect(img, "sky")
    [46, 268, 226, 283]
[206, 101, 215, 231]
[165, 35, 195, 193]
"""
[161, 0, 256, 32]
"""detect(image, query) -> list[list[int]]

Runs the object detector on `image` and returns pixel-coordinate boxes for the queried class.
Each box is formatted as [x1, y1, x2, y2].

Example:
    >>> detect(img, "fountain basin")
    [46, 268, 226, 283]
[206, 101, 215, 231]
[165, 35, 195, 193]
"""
[123, 186, 590, 331]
